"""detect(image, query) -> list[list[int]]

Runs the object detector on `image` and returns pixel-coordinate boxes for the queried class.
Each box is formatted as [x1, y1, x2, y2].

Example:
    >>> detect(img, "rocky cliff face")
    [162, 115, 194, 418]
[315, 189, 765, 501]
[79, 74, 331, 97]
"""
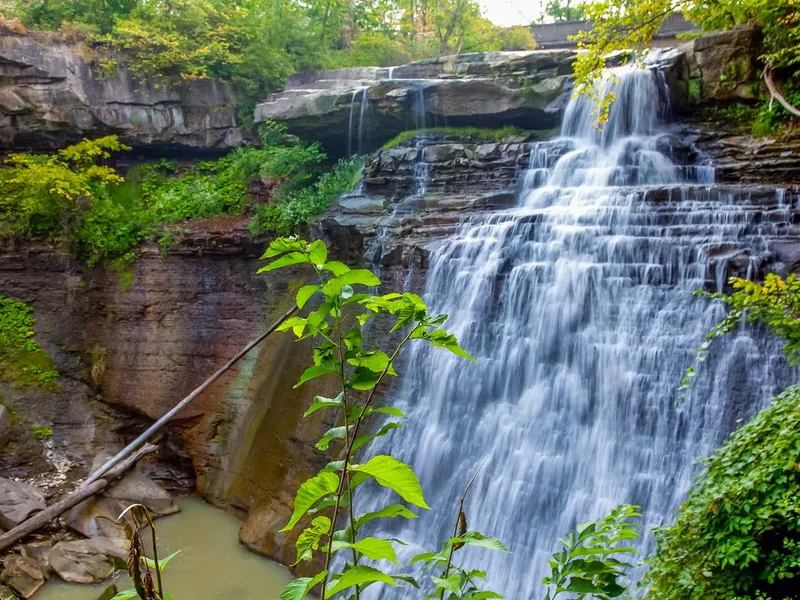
[255, 26, 767, 156]
[0, 31, 246, 151]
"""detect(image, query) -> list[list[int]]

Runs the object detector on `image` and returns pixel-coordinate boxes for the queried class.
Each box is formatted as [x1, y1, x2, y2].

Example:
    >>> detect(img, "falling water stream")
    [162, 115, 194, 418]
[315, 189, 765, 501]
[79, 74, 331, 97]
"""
[366, 62, 793, 597]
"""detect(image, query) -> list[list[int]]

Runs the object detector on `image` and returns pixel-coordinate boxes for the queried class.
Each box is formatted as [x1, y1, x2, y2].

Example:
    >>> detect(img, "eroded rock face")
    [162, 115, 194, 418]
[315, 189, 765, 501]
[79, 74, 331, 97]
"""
[0, 31, 247, 151]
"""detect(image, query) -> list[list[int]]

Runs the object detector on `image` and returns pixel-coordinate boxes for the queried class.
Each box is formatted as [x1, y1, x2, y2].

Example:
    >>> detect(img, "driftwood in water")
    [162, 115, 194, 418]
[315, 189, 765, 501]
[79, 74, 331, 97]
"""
[0, 443, 157, 553]
[83, 304, 298, 487]
[764, 66, 800, 118]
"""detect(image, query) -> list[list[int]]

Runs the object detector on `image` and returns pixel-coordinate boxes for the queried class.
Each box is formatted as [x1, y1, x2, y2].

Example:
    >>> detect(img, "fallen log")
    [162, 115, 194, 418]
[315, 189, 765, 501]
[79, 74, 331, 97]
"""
[0, 443, 157, 553]
[83, 303, 298, 487]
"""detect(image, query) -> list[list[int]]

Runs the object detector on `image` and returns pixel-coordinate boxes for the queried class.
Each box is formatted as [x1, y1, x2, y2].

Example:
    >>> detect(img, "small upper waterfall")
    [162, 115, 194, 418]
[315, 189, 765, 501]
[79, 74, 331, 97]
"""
[365, 62, 792, 597]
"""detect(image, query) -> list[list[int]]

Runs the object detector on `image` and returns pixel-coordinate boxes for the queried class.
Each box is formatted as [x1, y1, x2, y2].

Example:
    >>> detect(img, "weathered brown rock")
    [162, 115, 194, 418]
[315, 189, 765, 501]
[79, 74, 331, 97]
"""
[0, 31, 246, 151]
[0, 479, 45, 530]
[20, 540, 54, 580]
[67, 466, 179, 539]
[49, 538, 127, 584]
[0, 555, 44, 598]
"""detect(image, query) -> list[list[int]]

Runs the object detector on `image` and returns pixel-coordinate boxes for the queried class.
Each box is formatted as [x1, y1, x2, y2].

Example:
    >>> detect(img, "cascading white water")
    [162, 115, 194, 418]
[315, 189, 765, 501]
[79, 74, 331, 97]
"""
[365, 63, 792, 597]
[348, 87, 371, 156]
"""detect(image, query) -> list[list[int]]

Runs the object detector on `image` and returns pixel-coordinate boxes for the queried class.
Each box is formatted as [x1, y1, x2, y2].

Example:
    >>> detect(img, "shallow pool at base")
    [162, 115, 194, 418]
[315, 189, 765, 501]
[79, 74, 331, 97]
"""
[38, 496, 292, 600]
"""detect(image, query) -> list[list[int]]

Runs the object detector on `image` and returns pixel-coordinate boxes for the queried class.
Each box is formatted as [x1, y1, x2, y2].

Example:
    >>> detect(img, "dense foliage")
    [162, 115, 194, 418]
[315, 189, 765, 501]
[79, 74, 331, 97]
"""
[542, 505, 640, 600]
[646, 385, 800, 599]
[7, 0, 535, 104]
[0, 134, 360, 265]
[261, 237, 506, 599]
[572, 0, 800, 125]
[0, 296, 58, 389]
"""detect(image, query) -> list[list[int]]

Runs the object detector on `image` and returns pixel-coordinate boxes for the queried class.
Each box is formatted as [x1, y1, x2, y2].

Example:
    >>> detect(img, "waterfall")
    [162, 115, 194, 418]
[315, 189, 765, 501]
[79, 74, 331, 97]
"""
[348, 87, 370, 156]
[365, 63, 792, 597]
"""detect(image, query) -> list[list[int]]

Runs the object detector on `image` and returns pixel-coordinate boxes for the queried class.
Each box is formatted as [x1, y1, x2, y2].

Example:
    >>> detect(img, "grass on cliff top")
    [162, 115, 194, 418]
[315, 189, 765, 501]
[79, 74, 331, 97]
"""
[381, 126, 555, 150]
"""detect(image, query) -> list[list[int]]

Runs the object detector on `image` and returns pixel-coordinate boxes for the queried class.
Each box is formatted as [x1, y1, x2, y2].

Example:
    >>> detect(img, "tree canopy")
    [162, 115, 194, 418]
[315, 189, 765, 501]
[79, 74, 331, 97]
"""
[6, 0, 535, 103]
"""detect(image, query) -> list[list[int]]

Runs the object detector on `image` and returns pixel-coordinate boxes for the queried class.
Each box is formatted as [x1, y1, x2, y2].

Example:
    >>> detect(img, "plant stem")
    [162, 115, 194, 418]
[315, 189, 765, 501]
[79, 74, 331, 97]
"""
[439, 458, 488, 599]
[320, 326, 417, 597]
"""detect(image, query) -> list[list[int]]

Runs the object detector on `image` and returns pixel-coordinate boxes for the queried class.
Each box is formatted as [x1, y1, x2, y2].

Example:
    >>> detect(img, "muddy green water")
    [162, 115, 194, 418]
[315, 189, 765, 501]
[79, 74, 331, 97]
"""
[39, 497, 292, 600]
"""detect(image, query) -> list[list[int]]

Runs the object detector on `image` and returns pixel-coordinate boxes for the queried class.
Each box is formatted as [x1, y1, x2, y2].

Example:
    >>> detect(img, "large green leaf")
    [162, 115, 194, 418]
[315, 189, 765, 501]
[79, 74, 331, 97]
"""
[281, 472, 339, 532]
[262, 237, 307, 259]
[451, 531, 508, 552]
[280, 571, 327, 600]
[354, 504, 418, 528]
[351, 422, 404, 452]
[308, 239, 327, 265]
[294, 364, 338, 388]
[324, 566, 397, 599]
[332, 537, 399, 564]
[338, 269, 381, 287]
[316, 426, 349, 451]
[365, 406, 407, 418]
[323, 260, 351, 276]
[258, 251, 310, 273]
[433, 573, 462, 595]
[296, 284, 320, 309]
[350, 455, 430, 509]
[304, 393, 344, 417]
[278, 316, 308, 338]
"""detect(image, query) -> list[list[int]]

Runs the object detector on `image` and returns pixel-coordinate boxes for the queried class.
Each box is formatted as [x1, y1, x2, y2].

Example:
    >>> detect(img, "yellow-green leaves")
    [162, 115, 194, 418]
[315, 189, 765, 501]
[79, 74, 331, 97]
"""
[294, 516, 331, 564]
[351, 455, 430, 510]
[331, 537, 399, 564]
[354, 504, 418, 529]
[281, 472, 339, 532]
[324, 566, 398, 599]
[279, 571, 327, 600]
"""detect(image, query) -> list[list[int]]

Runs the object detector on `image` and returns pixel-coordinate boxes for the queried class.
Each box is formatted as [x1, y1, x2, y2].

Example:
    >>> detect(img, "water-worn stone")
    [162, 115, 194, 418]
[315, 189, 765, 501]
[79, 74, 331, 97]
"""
[0, 555, 44, 598]
[49, 538, 127, 584]
[0, 478, 45, 529]
[0, 31, 246, 150]
[67, 465, 179, 539]
[21, 540, 54, 579]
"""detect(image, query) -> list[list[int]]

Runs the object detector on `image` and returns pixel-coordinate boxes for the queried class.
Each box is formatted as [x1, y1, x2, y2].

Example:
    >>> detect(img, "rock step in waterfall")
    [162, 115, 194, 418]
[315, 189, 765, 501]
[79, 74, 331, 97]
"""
[355, 62, 796, 598]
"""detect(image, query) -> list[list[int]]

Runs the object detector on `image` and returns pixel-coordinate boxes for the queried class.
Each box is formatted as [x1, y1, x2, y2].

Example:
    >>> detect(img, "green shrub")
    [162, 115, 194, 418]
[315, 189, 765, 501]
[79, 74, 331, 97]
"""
[32, 425, 53, 440]
[0, 296, 58, 389]
[249, 156, 362, 234]
[0, 134, 360, 264]
[646, 385, 800, 599]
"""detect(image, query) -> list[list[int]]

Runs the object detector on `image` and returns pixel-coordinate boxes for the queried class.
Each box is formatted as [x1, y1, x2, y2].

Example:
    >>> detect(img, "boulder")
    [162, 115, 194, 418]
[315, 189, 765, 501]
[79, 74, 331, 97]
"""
[0, 555, 44, 598]
[49, 538, 128, 584]
[67, 466, 179, 539]
[20, 540, 54, 579]
[0, 478, 45, 530]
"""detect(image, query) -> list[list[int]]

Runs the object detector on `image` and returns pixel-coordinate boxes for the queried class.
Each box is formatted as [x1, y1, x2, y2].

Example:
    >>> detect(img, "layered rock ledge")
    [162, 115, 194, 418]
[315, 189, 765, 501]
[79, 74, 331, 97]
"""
[0, 31, 246, 151]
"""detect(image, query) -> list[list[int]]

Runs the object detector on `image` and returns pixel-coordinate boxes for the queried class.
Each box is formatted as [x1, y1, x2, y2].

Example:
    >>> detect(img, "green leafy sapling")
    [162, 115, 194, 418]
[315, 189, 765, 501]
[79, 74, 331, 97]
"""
[542, 504, 640, 600]
[411, 460, 507, 599]
[260, 236, 481, 600]
[680, 273, 800, 394]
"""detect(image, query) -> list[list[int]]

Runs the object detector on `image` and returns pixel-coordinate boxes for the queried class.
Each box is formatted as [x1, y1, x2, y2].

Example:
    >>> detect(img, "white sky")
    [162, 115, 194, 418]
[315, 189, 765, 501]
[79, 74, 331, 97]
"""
[480, 0, 546, 27]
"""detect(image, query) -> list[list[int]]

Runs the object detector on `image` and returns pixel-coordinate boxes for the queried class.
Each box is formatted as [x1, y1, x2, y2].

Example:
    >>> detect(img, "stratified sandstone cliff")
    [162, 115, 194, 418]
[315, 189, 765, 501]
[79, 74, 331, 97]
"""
[0, 30, 246, 151]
